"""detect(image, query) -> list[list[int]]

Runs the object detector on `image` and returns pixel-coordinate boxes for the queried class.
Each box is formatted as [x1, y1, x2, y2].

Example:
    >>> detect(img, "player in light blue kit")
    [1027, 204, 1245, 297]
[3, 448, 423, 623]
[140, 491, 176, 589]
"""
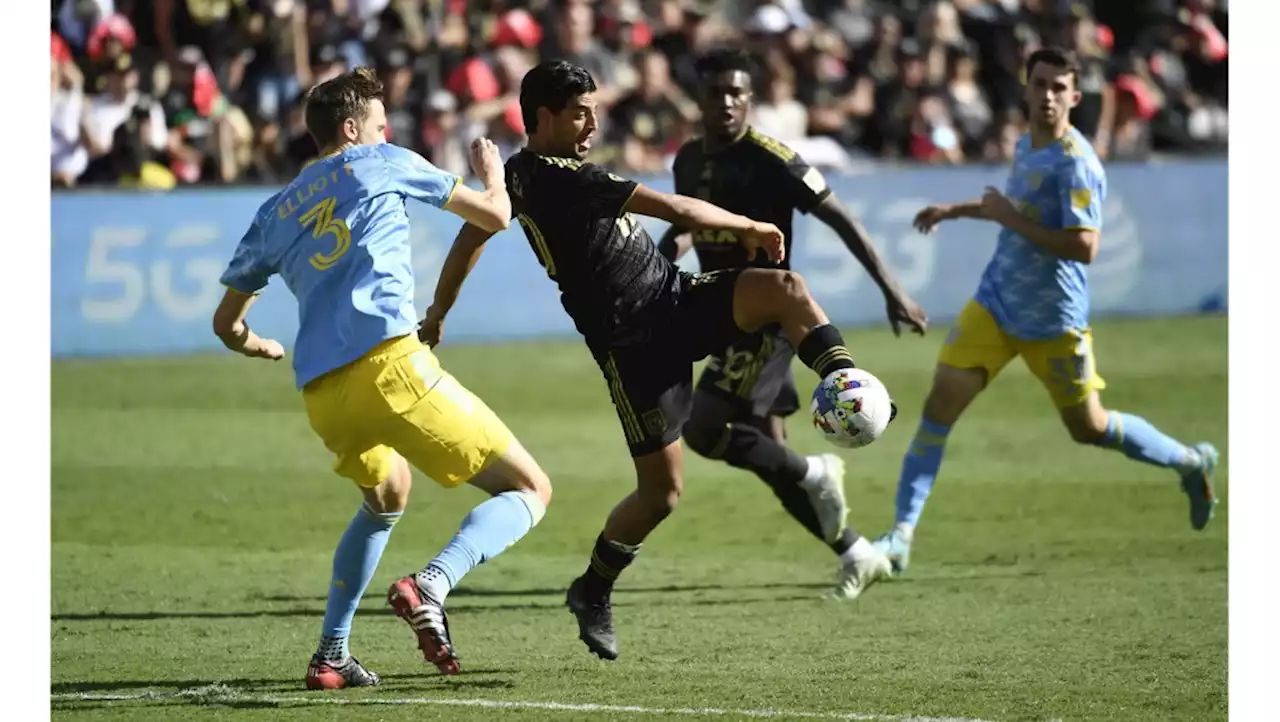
[210, 68, 553, 687]
[872, 48, 1220, 575]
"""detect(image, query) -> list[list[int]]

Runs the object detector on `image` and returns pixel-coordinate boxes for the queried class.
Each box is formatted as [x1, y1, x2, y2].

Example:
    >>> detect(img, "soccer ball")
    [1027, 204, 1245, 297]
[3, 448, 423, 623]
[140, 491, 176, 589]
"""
[811, 368, 895, 449]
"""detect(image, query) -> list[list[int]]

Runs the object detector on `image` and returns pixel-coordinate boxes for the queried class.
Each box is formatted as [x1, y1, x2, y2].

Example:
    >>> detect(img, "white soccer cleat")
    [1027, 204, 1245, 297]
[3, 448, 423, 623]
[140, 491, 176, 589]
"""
[826, 550, 893, 601]
[801, 453, 849, 544]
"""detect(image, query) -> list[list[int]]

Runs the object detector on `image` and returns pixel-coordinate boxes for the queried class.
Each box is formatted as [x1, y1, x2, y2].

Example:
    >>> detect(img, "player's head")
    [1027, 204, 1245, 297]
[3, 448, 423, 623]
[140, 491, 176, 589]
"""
[1023, 47, 1081, 130]
[304, 67, 388, 151]
[520, 60, 599, 159]
[695, 49, 755, 142]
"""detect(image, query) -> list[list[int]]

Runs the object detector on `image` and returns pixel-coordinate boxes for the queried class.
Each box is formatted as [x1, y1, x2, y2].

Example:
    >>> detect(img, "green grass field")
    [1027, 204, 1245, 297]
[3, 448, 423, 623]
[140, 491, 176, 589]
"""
[51, 315, 1228, 722]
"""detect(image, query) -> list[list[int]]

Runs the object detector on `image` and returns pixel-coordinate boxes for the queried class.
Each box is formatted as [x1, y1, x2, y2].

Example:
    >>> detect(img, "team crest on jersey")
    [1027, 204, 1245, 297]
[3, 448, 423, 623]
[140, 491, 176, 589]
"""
[1070, 188, 1092, 210]
[643, 409, 668, 436]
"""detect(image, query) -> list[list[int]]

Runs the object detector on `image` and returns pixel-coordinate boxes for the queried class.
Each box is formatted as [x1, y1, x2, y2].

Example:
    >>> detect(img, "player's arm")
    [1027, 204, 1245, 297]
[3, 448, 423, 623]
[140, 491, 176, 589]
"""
[442, 183, 511, 234]
[810, 196, 897, 292]
[811, 195, 929, 335]
[656, 225, 693, 263]
[656, 148, 697, 262]
[420, 222, 497, 347]
[983, 159, 1103, 264]
[213, 219, 286, 359]
[211, 289, 284, 359]
[385, 141, 511, 233]
[627, 186, 783, 262]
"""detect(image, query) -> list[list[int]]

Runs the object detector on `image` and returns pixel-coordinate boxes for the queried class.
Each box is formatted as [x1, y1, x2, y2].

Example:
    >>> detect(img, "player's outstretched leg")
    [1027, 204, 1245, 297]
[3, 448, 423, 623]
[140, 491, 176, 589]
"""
[682, 394, 882, 600]
[567, 442, 684, 660]
[727, 268, 893, 592]
[1060, 396, 1220, 530]
[871, 364, 988, 576]
[387, 441, 551, 675]
[307, 456, 415, 690]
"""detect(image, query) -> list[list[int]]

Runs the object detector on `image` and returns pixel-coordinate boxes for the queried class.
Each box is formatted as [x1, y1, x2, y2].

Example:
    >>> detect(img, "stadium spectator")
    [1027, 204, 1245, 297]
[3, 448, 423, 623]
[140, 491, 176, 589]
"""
[49, 0, 1230, 188]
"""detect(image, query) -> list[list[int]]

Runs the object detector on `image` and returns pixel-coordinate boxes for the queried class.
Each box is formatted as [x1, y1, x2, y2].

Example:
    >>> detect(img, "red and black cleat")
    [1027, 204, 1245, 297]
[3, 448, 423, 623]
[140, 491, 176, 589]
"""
[387, 576, 461, 675]
[304, 655, 381, 690]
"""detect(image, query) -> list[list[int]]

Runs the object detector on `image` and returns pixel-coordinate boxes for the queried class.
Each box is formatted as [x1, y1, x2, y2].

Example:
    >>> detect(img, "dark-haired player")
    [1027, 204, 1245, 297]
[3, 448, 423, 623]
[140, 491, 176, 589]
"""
[212, 68, 553, 687]
[657, 49, 928, 600]
[872, 47, 1222, 575]
[423, 60, 898, 661]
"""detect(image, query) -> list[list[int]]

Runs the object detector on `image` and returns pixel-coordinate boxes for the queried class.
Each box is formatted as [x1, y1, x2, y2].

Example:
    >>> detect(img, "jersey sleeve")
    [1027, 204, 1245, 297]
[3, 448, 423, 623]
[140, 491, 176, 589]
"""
[1057, 158, 1105, 231]
[219, 216, 272, 294]
[751, 133, 832, 214]
[574, 162, 639, 218]
[379, 144, 462, 209]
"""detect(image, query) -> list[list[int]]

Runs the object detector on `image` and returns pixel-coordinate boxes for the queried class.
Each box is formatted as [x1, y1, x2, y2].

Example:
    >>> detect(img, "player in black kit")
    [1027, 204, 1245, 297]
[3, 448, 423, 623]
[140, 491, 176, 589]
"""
[656, 49, 930, 600]
[422, 60, 896, 662]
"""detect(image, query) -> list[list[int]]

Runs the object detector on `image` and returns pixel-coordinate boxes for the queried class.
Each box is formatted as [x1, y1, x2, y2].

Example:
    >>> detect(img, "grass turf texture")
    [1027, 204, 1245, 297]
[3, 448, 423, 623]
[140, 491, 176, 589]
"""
[51, 315, 1227, 721]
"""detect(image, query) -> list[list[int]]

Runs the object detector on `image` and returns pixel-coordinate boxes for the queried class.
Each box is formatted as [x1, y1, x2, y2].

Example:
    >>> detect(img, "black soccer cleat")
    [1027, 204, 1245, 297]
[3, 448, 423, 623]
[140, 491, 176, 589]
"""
[565, 575, 619, 660]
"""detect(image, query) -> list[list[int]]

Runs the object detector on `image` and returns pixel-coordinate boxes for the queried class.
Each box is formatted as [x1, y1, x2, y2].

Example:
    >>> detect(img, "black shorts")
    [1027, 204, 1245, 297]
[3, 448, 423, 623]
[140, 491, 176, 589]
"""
[696, 324, 800, 419]
[594, 269, 744, 457]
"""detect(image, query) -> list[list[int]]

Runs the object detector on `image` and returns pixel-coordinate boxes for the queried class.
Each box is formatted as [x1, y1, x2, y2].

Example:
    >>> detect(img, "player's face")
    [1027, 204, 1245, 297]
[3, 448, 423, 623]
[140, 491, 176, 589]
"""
[1024, 62, 1081, 128]
[549, 93, 599, 159]
[699, 70, 752, 141]
[348, 99, 388, 146]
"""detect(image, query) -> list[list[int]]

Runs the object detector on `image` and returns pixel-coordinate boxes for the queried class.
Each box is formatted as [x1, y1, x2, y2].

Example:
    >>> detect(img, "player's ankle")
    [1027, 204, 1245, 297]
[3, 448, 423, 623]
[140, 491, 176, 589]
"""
[839, 536, 878, 567]
[801, 455, 827, 486]
[893, 522, 914, 542]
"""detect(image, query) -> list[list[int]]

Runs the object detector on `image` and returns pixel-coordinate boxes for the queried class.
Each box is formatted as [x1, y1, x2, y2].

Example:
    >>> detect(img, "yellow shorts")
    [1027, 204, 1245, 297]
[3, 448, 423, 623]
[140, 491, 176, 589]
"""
[938, 300, 1107, 409]
[302, 334, 515, 488]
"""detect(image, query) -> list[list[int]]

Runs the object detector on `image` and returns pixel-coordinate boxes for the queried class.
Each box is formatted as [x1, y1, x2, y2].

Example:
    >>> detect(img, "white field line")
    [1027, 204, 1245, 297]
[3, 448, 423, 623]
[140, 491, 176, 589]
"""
[50, 686, 999, 722]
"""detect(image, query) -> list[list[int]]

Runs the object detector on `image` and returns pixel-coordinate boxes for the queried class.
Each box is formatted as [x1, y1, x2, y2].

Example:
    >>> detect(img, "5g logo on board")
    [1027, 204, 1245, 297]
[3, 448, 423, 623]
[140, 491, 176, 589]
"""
[80, 225, 226, 323]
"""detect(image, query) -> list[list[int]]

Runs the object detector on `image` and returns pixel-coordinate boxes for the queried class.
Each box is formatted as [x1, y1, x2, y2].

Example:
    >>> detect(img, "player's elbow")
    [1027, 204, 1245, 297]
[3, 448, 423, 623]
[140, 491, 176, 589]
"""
[474, 212, 511, 234]
[212, 316, 243, 347]
[1074, 230, 1100, 264]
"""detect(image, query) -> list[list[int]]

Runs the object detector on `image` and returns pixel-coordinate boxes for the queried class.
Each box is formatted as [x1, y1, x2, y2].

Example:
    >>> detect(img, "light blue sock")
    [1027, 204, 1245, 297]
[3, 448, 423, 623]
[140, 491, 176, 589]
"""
[318, 503, 401, 660]
[894, 418, 952, 530]
[415, 490, 546, 602]
[1096, 411, 1200, 473]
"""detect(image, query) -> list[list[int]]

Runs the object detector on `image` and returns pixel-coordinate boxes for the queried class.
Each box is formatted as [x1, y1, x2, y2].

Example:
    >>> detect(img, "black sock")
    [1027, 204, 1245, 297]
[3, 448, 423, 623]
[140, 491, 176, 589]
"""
[582, 534, 639, 597]
[797, 324, 855, 378]
[717, 420, 810, 486]
[830, 527, 858, 556]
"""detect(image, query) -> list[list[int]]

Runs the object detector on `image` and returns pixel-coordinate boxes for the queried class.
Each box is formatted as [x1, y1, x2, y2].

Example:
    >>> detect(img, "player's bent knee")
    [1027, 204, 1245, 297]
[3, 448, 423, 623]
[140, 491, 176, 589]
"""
[683, 401, 731, 459]
[1060, 402, 1109, 445]
[364, 453, 413, 514]
[469, 440, 553, 508]
[923, 365, 987, 425]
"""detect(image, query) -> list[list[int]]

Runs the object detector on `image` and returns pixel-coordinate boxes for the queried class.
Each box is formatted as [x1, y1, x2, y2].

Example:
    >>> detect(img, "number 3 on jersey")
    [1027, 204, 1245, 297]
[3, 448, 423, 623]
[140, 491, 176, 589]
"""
[300, 196, 352, 271]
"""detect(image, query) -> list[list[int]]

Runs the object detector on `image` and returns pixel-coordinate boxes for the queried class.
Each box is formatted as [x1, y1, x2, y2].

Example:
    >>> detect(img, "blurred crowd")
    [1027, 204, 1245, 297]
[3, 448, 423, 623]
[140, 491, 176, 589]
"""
[50, 0, 1229, 189]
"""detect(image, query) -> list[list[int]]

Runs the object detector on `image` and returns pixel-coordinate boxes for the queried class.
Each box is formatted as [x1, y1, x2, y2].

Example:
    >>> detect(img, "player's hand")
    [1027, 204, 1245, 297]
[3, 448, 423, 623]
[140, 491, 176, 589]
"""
[469, 137, 504, 187]
[980, 186, 1017, 224]
[419, 305, 446, 348]
[884, 289, 928, 337]
[742, 221, 785, 263]
[912, 205, 950, 234]
[251, 338, 286, 361]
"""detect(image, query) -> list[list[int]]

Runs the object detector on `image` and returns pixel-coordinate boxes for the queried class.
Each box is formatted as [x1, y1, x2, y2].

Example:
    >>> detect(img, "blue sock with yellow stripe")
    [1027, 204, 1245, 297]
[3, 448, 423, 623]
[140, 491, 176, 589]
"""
[318, 503, 402, 661]
[894, 418, 952, 530]
[1096, 411, 1201, 473]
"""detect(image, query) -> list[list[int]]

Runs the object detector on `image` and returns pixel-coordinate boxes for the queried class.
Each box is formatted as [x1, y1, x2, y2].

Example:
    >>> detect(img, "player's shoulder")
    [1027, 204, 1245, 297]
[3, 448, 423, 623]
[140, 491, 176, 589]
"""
[743, 127, 801, 165]
[1053, 130, 1105, 179]
[371, 142, 436, 171]
[249, 187, 288, 229]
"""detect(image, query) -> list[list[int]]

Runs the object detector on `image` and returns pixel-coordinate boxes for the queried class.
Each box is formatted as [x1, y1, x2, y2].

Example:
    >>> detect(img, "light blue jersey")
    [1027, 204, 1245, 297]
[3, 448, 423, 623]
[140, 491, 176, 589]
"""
[973, 127, 1106, 340]
[219, 143, 460, 389]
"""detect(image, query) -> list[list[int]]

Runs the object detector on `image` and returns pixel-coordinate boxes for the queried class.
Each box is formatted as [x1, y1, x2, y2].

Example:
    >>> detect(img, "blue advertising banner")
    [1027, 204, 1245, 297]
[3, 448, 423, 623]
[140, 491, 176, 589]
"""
[51, 160, 1226, 357]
